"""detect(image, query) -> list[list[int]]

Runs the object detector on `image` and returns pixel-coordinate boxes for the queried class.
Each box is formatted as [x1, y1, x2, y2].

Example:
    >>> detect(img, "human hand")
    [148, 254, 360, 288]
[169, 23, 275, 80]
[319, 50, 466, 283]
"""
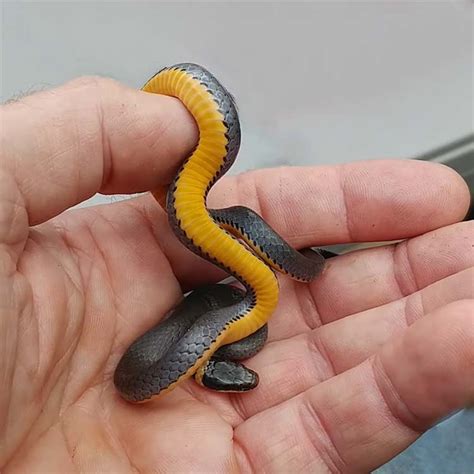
[1, 77, 472, 473]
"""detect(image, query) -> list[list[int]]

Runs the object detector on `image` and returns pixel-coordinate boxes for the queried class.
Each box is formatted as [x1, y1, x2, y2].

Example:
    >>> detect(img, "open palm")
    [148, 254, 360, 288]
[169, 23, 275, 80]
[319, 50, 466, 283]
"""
[1, 77, 473, 473]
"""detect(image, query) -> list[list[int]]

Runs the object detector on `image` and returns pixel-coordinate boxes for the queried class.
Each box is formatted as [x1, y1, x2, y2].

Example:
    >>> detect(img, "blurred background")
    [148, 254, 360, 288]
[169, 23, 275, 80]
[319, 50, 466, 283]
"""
[2, 2, 473, 472]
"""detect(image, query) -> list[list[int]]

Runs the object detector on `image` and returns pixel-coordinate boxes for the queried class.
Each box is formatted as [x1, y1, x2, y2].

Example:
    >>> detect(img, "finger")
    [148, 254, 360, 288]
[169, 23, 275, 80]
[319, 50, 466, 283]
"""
[234, 300, 474, 473]
[127, 159, 470, 288]
[0, 76, 198, 227]
[113, 198, 471, 328]
[217, 266, 473, 420]
[215, 160, 469, 245]
[315, 267, 474, 372]
[268, 220, 474, 340]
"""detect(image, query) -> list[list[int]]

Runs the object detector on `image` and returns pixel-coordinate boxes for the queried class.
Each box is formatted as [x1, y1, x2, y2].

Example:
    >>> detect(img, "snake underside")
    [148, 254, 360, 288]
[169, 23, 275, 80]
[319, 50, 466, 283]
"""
[114, 63, 331, 402]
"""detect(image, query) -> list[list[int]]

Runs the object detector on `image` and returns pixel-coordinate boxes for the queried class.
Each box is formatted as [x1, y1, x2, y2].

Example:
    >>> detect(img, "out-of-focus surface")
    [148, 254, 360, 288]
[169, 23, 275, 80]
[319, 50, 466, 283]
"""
[2, 2, 473, 472]
[375, 410, 474, 474]
[2, 1, 472, 208]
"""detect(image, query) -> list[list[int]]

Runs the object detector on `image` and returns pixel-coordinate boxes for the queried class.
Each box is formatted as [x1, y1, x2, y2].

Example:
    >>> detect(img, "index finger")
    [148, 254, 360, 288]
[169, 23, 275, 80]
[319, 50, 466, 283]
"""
[0, 76, 198, 226]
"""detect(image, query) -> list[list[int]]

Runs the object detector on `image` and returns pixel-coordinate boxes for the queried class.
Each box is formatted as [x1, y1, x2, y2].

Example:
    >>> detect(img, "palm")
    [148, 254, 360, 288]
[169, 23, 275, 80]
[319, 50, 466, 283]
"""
[3, 187, 472, 472]
[1, 78, 472, 473]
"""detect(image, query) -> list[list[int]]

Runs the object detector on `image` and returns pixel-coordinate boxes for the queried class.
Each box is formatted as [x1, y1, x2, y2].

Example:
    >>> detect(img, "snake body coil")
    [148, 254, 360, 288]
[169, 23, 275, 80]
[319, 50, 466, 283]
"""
[114, 63, 327, 402]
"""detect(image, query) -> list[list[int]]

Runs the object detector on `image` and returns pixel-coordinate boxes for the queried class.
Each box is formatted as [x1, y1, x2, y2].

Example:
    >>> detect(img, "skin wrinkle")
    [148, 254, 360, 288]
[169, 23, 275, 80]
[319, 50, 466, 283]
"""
[89, 210, 142, 277]
[183, 382, 240, 427]
[131, 108, 181, 186]
[133, 201, 171, 259]
[80, 219, 122, 340]
[306, 252, 355, 324]
[0, 196, 26, 253]
[269, 166, 326, 246]
[0, 279, 23, 456]
[40, 328, 79, 413]
[233, 436, 255, 474]
[294, 281, 323, 331]
[0, 246, 15, 278]
[297, 287, 318, 332]
[122, 201, 170, 261]
[244, 166, 321, 247]
[72, 224, 119, 382]
[403, 289, 425, 328]
[227, 387, 250, 424]
[97, 393, 124, 451]
[386, 243, 419, 331]
[59, 419, 80, 474]
[80, 206, 179, 352]
[14, 279, 36, 372]
[111, 422, 141, 474]
[59, 405, 103, 472]
[55, 220, 101, 330]
[223, 395, 246, 428]
[337, 166, 354, 243]
[391, 241, 418, 298]
[307, 329, 337, 382]
[4, 424, 56, 472]
[16, 239, 50, 373]
[70, 111, 85, 208]
[37, 144, 80, 202]
[415, 227, 470, 289]
[59, 270, 111, 410]
[83, 212, 122, 303]
[371, 354, 426, 435]
[237, 334, 322, 420]
[34, 88, 99, 220]
[285, 334, 331, 391]
[270, 166, 292, 239]
[90, 396, 130, 472]
[300, 396, 347, 474]
[35, 225, 84, 300]
[50, 221, 87, 282]
[29, 274, 77, 394]
[234, 171, 260, 219]
[400, 239, 422, 293]
[96, 81, 114, 191]
[5, 337, 69, 468]
[0, 173, 29, 267]
[61, 323, 90, 411]
[99, 90, 197, 195]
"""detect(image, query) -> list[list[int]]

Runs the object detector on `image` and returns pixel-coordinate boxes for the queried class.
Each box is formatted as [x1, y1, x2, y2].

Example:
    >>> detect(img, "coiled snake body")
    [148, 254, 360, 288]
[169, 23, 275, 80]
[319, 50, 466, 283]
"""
[114, 63, 330, 403]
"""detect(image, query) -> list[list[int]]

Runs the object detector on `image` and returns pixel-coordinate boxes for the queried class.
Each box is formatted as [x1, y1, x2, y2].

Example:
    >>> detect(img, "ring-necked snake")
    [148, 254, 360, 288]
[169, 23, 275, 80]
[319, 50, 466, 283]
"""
[114, 63, 334, 403]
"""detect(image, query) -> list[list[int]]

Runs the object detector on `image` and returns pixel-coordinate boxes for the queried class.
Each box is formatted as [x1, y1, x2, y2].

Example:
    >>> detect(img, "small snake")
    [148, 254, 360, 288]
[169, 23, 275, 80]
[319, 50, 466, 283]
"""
[113, 63, 332, 402]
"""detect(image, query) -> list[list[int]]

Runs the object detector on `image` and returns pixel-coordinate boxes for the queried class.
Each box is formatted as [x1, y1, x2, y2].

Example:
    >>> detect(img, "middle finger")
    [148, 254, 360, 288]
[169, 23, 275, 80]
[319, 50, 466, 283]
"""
[222, 266, 473, 419]
[268, 220, 473, 340]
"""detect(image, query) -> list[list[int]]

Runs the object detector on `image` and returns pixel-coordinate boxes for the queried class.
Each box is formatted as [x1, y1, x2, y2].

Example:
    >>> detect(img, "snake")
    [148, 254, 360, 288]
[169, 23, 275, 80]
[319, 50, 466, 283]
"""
[113, 63, 334, 403]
